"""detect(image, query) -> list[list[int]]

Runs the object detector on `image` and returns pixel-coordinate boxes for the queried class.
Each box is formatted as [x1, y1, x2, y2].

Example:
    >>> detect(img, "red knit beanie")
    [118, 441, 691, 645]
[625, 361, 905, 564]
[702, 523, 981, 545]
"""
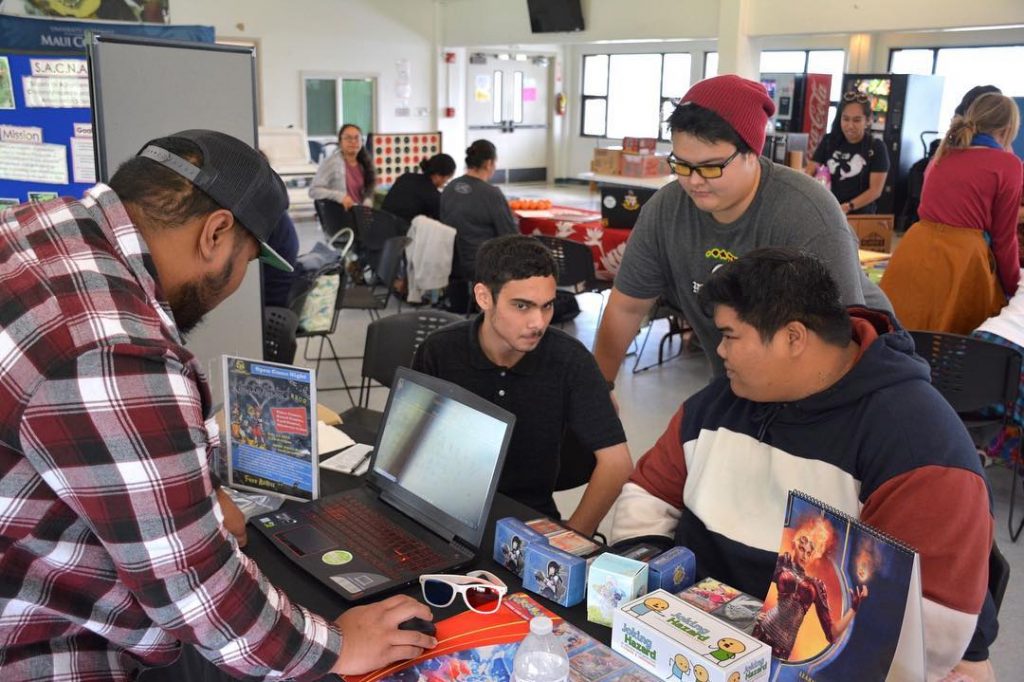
[679, 75, 776, 154]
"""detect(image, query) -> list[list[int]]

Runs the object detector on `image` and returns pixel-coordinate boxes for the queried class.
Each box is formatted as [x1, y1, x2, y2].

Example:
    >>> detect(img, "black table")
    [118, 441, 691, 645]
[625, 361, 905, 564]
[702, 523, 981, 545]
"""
[142, 466, 611, 681]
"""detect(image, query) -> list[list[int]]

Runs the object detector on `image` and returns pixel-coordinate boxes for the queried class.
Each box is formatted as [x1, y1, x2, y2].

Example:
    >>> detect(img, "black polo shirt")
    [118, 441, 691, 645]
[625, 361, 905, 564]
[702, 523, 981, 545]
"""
[411, 316, 626, 518]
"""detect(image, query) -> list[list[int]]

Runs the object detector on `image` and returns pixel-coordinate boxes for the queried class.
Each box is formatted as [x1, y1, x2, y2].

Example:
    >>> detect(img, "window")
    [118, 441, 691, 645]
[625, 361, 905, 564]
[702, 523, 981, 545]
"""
[759, 49, 845, 130]
[890, 45, 1024, 128]
[704, 52, 718, 79]
[581, 52, 693, 140]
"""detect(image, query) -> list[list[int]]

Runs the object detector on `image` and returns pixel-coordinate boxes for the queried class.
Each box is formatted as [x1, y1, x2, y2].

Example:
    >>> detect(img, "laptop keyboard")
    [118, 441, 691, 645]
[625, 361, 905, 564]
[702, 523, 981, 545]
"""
[316, 497, 449, 574]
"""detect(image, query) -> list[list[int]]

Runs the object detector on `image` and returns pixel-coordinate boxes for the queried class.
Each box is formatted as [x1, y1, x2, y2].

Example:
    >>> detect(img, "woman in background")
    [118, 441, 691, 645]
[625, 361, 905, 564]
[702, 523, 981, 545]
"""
[441, 139, 517, 281]
[381, 153, 456, 223]
[881, 92, 1022, 333]
[806, 91, 890, 214]
[309, 123, 375, 210]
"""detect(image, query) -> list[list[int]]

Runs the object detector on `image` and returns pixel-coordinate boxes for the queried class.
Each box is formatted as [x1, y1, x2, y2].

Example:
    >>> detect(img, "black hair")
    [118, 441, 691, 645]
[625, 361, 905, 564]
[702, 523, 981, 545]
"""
[547, 561, 560, 573]
[109, 136, 221, 230]
[475, 234, 556, 299]
[666, 103, 752, 154]
[955, 85, 1002, 118]
[697, 247, 852, 347]
[338, 123, 376, 194]
[419, 152, 456, 177]
[465, 139, 497, 169]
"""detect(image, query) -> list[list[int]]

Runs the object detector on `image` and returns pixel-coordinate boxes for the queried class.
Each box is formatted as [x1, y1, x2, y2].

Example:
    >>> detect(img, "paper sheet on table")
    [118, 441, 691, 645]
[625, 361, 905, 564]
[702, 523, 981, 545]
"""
[320, 443, 373, 476]
[515, 209, 555, 218]
[318, 420, 355, 454]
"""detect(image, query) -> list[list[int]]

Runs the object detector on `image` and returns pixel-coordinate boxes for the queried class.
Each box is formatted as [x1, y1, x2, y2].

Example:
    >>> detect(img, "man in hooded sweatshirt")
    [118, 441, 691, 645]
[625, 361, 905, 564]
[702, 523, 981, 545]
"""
[610, 247, 994, 682]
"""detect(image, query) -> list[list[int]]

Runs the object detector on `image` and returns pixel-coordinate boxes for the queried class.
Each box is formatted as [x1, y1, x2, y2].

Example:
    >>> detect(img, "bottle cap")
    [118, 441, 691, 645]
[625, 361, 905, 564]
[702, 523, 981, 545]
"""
[530, 616, 553, 636]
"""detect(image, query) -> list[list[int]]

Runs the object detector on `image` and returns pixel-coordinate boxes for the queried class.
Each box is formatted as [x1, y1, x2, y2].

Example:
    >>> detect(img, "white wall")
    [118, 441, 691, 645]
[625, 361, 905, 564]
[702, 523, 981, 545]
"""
[171, 0, 442, 140]
[440, 0, 721, 46]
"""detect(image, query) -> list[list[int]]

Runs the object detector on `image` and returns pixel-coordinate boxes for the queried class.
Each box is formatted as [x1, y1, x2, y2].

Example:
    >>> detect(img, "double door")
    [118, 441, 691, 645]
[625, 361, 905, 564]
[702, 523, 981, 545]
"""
[466, 55, 550, 183]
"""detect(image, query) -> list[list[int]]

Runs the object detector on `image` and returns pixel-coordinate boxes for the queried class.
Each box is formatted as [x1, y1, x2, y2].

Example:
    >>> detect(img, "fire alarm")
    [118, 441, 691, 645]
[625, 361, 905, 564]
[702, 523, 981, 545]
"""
[444, 52, 456, 64]
[444, 107, 456, 118]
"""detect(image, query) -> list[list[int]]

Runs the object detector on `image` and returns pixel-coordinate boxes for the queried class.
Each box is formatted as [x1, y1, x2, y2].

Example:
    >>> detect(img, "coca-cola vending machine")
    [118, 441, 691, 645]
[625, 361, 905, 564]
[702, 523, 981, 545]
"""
[841, 73, 944, 224]
[761, 73, 832, 166]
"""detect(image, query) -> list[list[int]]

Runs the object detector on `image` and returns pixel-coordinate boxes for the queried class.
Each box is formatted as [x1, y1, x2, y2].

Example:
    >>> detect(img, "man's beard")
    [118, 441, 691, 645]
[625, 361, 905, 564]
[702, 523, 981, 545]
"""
[169, 256, 237, 338]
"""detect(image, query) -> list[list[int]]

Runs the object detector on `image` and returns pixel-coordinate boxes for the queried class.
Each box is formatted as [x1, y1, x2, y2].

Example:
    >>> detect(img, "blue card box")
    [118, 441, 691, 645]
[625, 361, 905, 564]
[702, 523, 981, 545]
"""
[647, 546, 696, 593]
[521, 542, 587, 607]
[493, 517, 548, 577]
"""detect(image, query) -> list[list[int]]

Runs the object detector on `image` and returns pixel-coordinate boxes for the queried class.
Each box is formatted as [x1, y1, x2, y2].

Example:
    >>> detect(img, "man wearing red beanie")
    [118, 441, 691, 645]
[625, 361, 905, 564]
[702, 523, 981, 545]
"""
[594, 73, 892, 380]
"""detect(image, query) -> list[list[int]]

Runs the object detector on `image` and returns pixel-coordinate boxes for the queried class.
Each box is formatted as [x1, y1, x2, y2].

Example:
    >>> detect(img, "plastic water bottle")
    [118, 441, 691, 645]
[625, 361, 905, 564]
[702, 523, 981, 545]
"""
[513, 616, 570, 682]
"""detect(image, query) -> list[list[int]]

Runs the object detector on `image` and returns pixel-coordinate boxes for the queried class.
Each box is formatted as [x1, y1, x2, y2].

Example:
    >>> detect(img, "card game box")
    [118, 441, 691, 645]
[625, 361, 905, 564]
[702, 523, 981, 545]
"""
[612, 590, 770, 682]
[494, 517, 548, 578]
[678, 577, 764, 636]
[587, 553, 648, 627]
[522, 542, 587, 607]
[647, 546, 696, 594]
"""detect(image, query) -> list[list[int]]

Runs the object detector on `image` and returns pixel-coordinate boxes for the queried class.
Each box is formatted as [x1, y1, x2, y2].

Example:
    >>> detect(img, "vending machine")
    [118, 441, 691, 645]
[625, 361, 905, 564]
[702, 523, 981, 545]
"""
[761, 73, 832, 167]
[841, 73, 944, 224]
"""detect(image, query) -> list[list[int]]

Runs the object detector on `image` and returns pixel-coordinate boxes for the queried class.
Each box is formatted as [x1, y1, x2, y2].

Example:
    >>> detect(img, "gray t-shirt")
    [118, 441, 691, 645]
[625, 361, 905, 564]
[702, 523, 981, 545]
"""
[441, 175, 518, 278]
[615, 158, 892, 375]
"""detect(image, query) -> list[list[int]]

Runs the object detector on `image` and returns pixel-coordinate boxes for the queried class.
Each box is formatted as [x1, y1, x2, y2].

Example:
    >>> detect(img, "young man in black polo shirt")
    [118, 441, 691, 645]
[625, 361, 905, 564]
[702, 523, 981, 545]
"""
[412, 235, 633, 536]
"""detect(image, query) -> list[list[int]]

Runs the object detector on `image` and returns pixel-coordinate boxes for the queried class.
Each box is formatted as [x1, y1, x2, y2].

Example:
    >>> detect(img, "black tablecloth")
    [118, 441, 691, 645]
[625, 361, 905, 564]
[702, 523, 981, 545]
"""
[141, 466, 609, 680]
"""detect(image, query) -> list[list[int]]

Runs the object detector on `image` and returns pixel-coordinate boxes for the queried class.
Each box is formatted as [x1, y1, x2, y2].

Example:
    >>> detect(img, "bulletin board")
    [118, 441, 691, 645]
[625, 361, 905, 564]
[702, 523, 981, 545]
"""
[0, 53, 92, 206]
[369, 131, 442, 186]
[0, 14, 213, 205]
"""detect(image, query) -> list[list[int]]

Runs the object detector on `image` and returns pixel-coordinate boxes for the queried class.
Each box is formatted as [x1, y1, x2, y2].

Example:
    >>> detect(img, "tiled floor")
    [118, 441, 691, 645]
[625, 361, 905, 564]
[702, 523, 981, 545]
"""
[291, 181, 1023, 679]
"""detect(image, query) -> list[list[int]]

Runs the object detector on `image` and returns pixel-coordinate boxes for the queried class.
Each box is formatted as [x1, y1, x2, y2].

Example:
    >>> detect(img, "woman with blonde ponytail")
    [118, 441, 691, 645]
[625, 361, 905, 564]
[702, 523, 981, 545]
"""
[881, 93, 1022, 333]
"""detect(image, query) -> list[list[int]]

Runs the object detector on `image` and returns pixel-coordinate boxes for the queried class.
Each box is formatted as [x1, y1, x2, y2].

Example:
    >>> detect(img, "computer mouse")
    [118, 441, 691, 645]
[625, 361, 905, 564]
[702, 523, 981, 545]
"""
[398, 616, 437, 637]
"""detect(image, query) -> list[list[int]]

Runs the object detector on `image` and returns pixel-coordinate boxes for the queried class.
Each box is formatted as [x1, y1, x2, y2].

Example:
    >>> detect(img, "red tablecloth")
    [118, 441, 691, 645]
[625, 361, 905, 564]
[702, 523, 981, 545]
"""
[516, 206, 631, 281]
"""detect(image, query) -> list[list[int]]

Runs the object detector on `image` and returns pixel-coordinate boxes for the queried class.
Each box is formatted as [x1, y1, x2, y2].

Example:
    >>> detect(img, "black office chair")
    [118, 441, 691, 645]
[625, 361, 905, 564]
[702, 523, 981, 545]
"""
[263, 307, 299, 364]
[340, 235, 411, 321]
[350, 206, 410, 275]
[340, 310, 463, 440]
[534, 235, 613, 315]
[632, 297, 695, 373]
[908, 331, 1024, 540]
[314, 199, 355, 246]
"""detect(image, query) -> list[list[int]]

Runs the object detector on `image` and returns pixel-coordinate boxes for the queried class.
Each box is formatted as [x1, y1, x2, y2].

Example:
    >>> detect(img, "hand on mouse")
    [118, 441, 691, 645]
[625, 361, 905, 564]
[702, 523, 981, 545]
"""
[330, 595, 436, 675]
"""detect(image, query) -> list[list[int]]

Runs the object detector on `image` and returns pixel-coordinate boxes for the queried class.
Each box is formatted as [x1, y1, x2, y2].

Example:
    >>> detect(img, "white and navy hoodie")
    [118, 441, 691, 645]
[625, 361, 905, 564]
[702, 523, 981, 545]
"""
[611, 308, 993, 680]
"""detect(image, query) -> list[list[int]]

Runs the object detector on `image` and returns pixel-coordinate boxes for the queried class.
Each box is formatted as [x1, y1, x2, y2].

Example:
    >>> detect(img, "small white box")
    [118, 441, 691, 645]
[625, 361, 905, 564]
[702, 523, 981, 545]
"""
[611, 589, 769, 682]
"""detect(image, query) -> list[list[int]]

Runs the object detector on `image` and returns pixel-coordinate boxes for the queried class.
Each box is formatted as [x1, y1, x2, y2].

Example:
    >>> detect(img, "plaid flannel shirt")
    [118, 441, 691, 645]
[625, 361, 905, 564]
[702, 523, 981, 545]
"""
[0, 185, 341, 680]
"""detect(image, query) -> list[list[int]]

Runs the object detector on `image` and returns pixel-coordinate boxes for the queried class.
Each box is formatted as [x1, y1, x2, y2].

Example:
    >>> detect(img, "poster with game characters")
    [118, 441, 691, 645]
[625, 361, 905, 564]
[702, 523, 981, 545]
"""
[757, 491, 924, 681]
[223, 356, 318, 502]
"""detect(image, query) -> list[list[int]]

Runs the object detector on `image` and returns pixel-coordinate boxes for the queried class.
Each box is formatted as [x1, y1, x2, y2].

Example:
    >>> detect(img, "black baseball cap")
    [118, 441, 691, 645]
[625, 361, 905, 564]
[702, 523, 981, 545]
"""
[136, 129, 293, 272]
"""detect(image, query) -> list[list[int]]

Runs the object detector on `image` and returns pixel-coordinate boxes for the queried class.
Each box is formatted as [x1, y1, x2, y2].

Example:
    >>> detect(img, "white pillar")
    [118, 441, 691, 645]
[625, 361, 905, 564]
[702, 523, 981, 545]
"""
[716, 0, 758, 78]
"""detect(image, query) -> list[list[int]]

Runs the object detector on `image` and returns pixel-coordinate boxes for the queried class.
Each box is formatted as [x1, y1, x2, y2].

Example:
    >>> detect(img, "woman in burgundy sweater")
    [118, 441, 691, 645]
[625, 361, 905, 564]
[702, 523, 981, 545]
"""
[882, 93, 1022, 333]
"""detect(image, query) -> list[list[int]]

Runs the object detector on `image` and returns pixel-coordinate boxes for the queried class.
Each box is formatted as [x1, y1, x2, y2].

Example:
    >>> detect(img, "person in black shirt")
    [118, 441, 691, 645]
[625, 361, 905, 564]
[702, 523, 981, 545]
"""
[807, 92, 890, 215]
[412, 235, 633, 536]
[381, 153, 456, 223]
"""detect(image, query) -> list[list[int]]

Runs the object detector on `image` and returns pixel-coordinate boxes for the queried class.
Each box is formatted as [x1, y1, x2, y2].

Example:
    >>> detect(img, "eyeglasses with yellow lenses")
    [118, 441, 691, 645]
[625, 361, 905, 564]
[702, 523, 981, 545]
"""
[667, 149, 741, 179]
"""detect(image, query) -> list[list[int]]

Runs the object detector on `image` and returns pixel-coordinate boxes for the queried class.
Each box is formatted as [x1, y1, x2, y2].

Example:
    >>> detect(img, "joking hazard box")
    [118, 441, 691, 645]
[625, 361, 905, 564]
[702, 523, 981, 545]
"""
[612, 589, 769, 682]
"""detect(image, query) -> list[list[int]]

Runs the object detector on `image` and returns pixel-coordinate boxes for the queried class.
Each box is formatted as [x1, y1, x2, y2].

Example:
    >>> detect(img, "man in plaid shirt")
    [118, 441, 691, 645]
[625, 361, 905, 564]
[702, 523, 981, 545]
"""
[0, 130, 435, 680]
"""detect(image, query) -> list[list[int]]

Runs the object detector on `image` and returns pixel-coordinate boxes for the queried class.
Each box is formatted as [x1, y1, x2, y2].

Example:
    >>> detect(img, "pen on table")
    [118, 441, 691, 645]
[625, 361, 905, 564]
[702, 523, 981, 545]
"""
[349, 450, 373, 475]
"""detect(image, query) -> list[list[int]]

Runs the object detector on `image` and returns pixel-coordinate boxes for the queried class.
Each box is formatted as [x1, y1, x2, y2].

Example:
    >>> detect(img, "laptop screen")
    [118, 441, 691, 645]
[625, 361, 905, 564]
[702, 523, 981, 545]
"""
[373, 371, 510, 535]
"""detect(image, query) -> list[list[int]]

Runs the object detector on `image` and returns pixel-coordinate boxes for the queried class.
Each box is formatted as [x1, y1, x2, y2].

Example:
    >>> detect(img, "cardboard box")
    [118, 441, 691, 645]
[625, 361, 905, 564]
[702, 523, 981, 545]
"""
[647, 546, 696, 593]
[591, 146, 622, 175]
[620, 152, 668, 178]
[848, 214, 894, 254]
[587, 553, 648, 626]
[493, 517, 548, 578]
[522, 543, 587, 607]
[612, 590, 770, 682]
[622, 136, 657, 155]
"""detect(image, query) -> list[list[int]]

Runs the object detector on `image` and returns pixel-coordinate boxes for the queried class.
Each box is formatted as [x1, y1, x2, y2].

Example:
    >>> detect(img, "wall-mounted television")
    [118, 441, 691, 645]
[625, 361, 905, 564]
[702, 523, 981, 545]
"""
[527, 0, 584, 33]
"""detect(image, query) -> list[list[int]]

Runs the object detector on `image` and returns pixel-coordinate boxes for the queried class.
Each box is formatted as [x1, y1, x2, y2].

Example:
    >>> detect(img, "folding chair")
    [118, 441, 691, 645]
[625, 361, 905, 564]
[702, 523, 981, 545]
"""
[262, 307, 299, 364]
[293, 261, 354, 404]
[908, 331, 1024, 540]
[350, 206, 410, 275]
[632, 297, 694, 373]
[340, 235, 411, 321]
[340, 310, 462, 441]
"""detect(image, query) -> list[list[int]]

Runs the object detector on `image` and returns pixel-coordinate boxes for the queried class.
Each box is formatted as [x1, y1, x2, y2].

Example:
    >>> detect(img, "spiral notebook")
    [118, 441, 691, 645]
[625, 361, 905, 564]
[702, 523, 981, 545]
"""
[756, 491, 924, 682]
